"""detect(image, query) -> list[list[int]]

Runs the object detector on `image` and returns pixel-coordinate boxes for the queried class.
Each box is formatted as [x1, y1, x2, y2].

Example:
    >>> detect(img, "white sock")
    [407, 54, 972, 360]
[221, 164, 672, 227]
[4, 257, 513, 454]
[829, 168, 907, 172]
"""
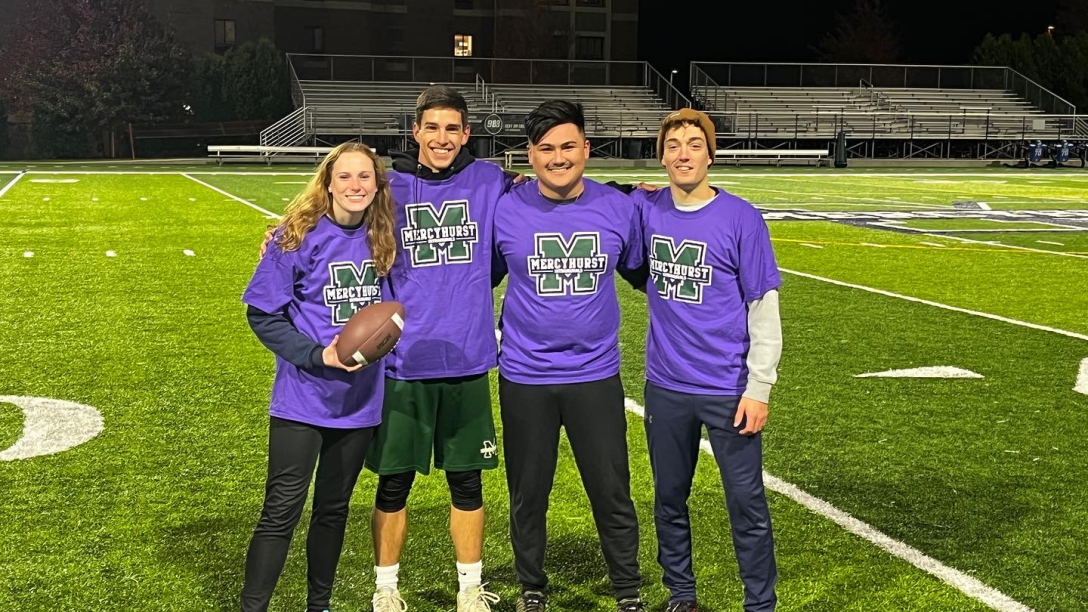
[375, 563, 399, 591]
[456, 560, 482, 592]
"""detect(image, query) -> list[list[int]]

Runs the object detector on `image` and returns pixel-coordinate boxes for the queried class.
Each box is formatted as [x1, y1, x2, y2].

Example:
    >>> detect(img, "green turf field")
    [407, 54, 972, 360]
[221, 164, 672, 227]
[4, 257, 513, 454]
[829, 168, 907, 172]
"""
[1, 166, 1086, 612]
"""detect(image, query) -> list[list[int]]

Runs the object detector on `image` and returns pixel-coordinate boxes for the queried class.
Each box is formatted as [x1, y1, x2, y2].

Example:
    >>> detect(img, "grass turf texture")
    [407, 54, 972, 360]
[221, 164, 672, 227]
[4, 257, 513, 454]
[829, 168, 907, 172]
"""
[1, 170, 1086, 612]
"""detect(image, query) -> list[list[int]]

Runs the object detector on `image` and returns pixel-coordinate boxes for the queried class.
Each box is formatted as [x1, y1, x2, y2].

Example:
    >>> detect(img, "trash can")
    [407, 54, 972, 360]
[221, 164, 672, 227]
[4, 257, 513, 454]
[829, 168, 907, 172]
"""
[473, 138, 490, 159]
[834, 131, 848, 168]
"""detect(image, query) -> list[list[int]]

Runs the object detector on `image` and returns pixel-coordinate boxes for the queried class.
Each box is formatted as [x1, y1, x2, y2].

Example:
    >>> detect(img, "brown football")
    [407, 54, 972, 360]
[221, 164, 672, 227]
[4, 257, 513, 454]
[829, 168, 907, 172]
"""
[336, 301, 405, 367]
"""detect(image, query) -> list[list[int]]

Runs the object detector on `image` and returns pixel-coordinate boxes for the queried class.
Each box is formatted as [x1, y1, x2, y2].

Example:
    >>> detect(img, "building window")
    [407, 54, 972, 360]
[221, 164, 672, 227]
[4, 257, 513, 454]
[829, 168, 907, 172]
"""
[305, 26, 324, 53]
[575, 35, 604, 60]
[214, 19, 236, 50]
[454, 34, 473, 57]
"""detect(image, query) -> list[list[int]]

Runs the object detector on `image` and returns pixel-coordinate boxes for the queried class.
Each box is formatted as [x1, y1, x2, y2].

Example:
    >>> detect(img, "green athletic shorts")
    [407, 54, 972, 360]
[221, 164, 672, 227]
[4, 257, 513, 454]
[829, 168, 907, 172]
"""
[364, 373, 499, 475]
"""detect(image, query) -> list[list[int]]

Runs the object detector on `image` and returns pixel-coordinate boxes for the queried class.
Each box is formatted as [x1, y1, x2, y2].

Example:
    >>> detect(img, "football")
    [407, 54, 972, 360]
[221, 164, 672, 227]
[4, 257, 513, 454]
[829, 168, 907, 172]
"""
[336, 301, 405, 367]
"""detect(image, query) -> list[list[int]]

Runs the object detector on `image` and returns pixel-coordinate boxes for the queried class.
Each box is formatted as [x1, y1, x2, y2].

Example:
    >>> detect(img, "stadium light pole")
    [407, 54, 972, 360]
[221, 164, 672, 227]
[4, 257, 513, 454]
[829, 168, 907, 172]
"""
[1047, 25, 1055, 35]
[670, 69, 678, 86]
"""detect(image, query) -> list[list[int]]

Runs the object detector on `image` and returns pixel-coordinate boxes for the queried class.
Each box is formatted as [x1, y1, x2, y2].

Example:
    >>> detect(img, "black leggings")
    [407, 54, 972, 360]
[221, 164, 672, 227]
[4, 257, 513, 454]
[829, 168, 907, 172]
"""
[240, 417, 375, 612]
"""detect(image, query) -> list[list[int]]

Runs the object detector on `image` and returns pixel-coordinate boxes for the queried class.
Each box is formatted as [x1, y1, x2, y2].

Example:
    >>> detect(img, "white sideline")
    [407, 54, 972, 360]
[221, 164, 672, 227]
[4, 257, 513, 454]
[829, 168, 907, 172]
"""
[925, 234, 1088, 260]
[0, 171, 25, 198]
[622, 399, 1033, 612]
[182, 173, 282, 219]
[780, 268, 1088, 342]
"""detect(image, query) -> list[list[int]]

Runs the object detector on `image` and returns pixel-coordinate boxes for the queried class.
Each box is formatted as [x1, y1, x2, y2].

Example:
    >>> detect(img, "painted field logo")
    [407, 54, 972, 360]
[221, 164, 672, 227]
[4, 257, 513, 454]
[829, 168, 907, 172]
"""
[324, 261, 381, 325]
[528, 232, 608, 296]
[401, 200, 478, 266]
[650, 235, 713, 303]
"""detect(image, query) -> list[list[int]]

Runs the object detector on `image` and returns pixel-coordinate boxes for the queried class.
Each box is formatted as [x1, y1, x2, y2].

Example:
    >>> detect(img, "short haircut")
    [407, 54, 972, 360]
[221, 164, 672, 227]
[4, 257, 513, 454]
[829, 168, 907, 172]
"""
[525, 100, 585, 145]
[415, 85, 469, 127]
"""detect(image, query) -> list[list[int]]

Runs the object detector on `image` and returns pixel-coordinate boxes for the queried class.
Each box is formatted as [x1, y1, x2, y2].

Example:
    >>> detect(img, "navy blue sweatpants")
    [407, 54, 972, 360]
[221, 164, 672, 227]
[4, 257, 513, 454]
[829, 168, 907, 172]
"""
[643, 382, 777, 611]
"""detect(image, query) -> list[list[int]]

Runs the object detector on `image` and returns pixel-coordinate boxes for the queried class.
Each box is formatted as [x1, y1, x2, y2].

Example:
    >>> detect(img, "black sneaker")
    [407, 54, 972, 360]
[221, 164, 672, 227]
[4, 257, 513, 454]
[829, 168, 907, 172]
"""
[665, 601, 699, 612]
[516, 590, 547, 612]
[617, 598, 646, 612]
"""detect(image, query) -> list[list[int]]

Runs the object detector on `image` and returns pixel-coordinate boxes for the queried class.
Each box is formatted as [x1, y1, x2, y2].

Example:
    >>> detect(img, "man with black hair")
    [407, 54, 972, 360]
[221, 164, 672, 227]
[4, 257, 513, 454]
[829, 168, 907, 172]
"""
[492, 99, 646, 612]
[366, 84, 511, 612]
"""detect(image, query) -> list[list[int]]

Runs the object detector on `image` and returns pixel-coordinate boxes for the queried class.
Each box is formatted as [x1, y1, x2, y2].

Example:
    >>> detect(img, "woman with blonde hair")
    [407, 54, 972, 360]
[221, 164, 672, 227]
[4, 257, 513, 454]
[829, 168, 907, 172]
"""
[240, 142, 397, 612]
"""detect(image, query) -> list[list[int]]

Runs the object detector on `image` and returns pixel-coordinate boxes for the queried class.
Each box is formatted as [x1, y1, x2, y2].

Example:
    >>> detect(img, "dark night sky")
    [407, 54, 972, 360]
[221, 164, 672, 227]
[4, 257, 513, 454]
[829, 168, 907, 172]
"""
[638, 0, 1060, 87]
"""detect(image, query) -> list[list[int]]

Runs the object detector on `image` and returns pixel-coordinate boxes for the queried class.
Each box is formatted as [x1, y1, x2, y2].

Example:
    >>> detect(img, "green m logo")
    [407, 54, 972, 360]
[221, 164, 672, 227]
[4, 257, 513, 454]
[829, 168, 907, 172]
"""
[650, 235, 713, 304]
[527, 232, 609, 296]
[323, 261, 381, 325]
[401, 200, 479, 266]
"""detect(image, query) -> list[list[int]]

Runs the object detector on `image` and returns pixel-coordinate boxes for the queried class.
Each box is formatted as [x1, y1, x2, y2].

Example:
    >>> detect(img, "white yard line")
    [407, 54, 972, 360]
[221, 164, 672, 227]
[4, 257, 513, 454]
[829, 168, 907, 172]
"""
[182, 174, 282, 219]
[1036, 240, 1065, 246]
[0, 171, 26, 198]
[780, 268, 1088, 341]
[623, 399, 1035, 612]
[925, 234, 1088, 260]
[1076, 359, 1088, 395]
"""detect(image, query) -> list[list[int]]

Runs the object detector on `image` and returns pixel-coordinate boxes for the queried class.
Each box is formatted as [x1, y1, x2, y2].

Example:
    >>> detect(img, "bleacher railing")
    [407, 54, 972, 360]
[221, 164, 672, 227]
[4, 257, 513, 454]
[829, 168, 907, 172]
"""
[690, 62, 1076, 116]
[644, 64, 691, 111]
[711, 110, 1081, 141]
[289, 60, 305, 107]
[690, 64, 727, 112]
[287, 54, 650, 87]
[1006, 69, 1076, 115]
[260, 106, 309, 148]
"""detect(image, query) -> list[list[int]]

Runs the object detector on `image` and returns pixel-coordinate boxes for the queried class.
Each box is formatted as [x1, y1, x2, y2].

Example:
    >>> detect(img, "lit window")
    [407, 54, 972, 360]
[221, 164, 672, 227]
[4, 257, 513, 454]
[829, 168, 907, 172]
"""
[454, 34, 473, 57]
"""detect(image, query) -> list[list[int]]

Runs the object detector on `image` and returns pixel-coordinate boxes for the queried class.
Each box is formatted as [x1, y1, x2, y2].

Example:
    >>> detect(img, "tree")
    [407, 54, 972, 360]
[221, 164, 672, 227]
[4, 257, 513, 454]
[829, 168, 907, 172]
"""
[813, 0, 903, 64]
[972, 31, 1088, 112]
[220, 39, 293, 121]
[1, 0, 191, 157]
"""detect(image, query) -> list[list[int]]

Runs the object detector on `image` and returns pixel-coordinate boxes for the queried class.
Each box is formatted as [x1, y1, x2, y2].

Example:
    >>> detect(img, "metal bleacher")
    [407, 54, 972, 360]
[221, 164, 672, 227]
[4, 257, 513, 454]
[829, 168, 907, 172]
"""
[258, 55, 689, 156]
[689, 63, 1083, 145]
[260, 80, 491, 148]
[488, 84, 671, 138]
[692, 85, 1070, 140]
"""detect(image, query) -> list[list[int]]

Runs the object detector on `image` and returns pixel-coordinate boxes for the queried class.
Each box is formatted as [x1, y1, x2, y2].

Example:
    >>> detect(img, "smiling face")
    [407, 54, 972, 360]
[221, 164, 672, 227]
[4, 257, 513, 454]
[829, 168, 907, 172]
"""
[528, 122, 589, 199]
[413, 107, 469, 171]
[326, 151, 377, 224]
[660, 123, 711, 192]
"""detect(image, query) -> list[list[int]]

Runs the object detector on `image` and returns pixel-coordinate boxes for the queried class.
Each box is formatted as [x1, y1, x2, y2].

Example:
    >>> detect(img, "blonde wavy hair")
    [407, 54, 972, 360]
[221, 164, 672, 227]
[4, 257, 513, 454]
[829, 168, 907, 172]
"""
[275, 142, 397, 276]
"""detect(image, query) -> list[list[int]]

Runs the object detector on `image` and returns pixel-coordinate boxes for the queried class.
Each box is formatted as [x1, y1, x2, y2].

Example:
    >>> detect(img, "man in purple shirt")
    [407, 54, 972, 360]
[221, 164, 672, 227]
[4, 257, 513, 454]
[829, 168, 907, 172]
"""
[492, 100, 646, 612]
[635, 108, 782, 612]
[364, 86, 512, 612]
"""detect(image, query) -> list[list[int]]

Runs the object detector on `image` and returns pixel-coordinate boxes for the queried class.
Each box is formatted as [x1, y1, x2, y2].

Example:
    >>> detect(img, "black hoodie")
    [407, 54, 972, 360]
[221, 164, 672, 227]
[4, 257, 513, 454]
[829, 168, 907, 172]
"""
[390, 146, 476, 180]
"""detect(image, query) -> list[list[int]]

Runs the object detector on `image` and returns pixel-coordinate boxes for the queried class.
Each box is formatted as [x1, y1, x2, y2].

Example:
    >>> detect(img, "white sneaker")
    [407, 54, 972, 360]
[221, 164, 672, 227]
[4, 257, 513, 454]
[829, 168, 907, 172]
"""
[372, 586, 408, 612]
[456, 584, 500, 612]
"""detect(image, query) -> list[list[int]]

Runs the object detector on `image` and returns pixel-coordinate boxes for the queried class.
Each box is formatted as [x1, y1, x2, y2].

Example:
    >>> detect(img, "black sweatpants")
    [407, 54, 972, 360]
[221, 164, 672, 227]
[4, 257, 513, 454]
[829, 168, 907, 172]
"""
[240, 416, 376, 612]
[644, 382, 776, 611]
[499, 374, 641, 600]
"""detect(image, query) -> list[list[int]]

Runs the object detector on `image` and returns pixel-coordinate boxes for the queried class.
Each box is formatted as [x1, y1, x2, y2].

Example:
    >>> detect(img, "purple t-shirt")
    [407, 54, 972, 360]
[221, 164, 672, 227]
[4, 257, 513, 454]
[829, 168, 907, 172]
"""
[636, 187, 781, 396]
[243, 217, 386, 428]
[386, 160, 510, 380]
[493, 178, 643, 384]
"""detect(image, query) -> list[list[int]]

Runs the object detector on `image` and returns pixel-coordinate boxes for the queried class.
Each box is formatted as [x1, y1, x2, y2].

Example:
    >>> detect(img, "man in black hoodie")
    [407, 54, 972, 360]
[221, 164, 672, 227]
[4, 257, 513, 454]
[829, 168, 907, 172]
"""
[364, 85, 514, 612]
